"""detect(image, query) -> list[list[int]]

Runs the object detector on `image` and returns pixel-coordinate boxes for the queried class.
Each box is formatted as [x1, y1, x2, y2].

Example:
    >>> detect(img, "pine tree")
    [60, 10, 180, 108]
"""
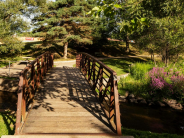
[33, 0, 100, 58]
[0, 0, 47, 54]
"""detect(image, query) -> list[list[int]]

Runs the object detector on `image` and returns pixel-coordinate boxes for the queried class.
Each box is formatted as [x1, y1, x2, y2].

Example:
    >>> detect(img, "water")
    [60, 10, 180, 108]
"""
[120, 103, 184, 135]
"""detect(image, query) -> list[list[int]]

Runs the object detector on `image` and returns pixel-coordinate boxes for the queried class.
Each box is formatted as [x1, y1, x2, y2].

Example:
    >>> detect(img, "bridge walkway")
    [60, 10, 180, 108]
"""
[2, 52, 134, 138]
[21, 66, 113, 134]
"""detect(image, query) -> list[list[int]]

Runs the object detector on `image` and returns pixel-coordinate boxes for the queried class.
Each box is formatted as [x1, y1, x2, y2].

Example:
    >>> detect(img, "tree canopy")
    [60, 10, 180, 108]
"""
[89, 0, 184, 66]
[32, 0, 104, 58]
[0, 0, 47, 54]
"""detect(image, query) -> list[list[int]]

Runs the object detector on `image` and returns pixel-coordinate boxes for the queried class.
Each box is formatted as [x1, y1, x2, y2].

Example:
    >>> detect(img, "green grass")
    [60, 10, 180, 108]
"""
[122, 127, 184, 138]
[0, 112, 16, 137]
[101, 57, 151, 76]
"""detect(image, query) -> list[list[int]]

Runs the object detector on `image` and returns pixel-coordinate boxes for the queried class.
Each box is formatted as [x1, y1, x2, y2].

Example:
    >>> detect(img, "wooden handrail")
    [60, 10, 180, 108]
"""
[15, 51, 54, 135]
[76, 52, 122, 135]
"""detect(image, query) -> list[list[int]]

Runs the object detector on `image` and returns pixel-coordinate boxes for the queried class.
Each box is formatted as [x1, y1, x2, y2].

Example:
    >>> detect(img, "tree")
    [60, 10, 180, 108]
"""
[0, 0, 47, 54]
[33, 0, 101, 58]
[88, 0, 149, 52]
[91, 0, 184, 67]
[131, 0, 184, 66]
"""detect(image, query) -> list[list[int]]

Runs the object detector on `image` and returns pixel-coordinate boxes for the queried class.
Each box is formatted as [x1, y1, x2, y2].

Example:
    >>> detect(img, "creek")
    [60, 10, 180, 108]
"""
[120, 102, 184, 135]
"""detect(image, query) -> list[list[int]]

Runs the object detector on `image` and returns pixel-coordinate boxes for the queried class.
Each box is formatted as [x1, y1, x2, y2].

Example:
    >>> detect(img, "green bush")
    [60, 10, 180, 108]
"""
[130, 62, 154, 80]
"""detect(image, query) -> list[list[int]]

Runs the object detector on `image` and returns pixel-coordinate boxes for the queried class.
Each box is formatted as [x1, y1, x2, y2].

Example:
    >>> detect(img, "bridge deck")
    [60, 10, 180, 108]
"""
[21, 66, 114, 134]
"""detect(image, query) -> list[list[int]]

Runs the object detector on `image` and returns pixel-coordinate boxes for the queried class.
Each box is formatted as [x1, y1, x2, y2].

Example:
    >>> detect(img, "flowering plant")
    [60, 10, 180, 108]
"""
[147, 67, 184, 101]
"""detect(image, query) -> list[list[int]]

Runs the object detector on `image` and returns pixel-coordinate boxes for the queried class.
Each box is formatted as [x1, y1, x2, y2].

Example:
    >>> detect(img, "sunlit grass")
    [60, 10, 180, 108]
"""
[0, 112, 16, 137]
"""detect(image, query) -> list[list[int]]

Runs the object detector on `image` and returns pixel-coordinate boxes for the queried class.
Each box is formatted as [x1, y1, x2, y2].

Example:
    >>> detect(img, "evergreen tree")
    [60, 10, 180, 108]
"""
[0, 0, 47, 54]
[33, 0, 101, 58]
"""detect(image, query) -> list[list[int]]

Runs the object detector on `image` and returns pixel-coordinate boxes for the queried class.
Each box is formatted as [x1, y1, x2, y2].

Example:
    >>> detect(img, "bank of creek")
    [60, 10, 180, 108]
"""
[120, 102, 184, 135]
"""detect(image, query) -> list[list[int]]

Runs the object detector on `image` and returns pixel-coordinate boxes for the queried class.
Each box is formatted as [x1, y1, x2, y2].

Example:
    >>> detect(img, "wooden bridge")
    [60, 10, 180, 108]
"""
[2, 52, 133, 138]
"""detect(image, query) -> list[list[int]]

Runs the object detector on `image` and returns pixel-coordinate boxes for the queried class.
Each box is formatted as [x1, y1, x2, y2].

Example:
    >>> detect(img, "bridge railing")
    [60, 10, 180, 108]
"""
[76, 53, 121, 135]
[15, 51, 54, 135]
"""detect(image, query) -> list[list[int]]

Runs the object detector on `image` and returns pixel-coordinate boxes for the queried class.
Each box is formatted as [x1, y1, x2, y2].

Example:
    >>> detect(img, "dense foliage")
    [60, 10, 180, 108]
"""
[119, 60, 184, 102]
[90, 0, 184, 66]
[0, 0, 47, 54]
[32, 0, 105, 58]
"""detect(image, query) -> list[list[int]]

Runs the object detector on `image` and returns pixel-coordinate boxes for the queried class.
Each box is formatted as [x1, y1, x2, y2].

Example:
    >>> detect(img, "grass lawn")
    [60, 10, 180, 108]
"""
[100, 57, 152, 76]
[0, 112, 16, 137]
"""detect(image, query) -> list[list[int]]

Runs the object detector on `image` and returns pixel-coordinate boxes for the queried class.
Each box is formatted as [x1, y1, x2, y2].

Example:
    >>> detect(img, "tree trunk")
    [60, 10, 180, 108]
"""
[63, 42, 68, 59]
[165, 44, 169, 67]
[162, 47, 166, 64]
[162, 45, 169, 67]
[126, 35, 129, 53]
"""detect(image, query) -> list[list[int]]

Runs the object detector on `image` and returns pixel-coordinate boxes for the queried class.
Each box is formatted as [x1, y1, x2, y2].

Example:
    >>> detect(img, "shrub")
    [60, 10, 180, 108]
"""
[147, 67, 184, 101]
[130, 62, 154, 80]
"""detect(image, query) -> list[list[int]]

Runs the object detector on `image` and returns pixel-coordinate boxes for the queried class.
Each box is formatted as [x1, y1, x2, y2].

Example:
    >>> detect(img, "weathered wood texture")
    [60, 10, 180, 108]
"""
[76, 53, 121, 135]
[2, 135, 134, 138]
[21, 67, 114, 134]
[15, 52, 54, 135]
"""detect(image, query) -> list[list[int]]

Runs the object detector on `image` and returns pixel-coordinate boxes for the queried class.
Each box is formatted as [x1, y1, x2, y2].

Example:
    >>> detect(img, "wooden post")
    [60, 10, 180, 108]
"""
[15, 72, 24, 135]
[21, 73, 26, 123]
[82, 54, 85, 74]
[47, 53, 49, 71]
[76, 54, 81, 68]
[113, 75, 122, 135]
[110, 75, 115, 122]
[31, 65, 35, 97]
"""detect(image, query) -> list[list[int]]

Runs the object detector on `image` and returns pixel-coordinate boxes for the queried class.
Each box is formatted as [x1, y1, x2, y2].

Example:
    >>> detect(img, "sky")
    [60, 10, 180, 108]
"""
[21, 0, 56, 32]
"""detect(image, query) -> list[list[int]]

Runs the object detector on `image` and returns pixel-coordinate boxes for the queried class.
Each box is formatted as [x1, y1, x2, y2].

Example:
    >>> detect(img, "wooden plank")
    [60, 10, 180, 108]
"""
[24, 121, 108, 127]
[32, 103, 101, 109]
[2, 135, 134, 138]
[22, 126, 113, 133]
[29, 107, 102, 112]
[34, 98, 98, 103]
[28, 111, 103, 116]
[20, 66, 116, 135]
[25, 116, 109, 122]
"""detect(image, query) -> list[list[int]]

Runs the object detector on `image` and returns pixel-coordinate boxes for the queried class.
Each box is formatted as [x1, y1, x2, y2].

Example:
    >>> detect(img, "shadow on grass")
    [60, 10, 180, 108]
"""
[1, 112, 16, 135]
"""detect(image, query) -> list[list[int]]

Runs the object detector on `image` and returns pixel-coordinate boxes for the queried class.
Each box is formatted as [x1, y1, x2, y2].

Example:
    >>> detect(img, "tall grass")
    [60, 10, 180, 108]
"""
[130, 62, 154, 80]
[119, 60, 184, 102]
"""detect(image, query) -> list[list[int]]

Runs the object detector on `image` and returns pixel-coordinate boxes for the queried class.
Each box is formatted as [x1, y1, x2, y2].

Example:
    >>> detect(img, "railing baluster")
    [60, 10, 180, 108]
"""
[31, 65, 35, 97]
[88, 58, 91, 82]
[92, 61, 96, 90]
[84, 56, 87, 78]
[47, 54, 49, 71]
[37, 58, 40, 88]
[41, 56, 44, 80]
[51, 53, 54, 68]
[77, 52, 121, 135]
[99, 66, 103, 101]
[110, 75, 114, 122]
[44, 55, 47, 75]
[15, 51, 54, 135]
